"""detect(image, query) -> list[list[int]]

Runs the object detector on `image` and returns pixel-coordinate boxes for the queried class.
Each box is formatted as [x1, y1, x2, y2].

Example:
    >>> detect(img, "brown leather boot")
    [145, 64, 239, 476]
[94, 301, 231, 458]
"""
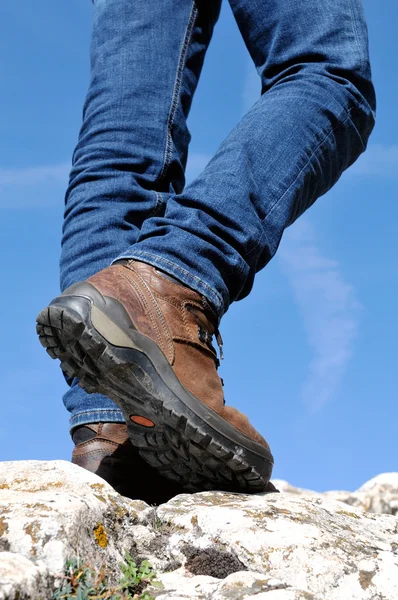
[71, 422, 185, 504]
[37, 260, 273, 492]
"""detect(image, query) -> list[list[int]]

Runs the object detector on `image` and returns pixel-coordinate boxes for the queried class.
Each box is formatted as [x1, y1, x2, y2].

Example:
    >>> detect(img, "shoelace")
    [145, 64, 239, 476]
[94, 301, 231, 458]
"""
[215, 329, 224, 361]
[200, 297, 224, 362]
[200, 298, 226, 404]
[198, 324, 224, 365]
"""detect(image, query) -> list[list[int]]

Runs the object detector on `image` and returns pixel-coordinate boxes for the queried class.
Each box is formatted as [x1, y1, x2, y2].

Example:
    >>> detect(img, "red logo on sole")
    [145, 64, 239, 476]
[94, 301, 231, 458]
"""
[130, 415, 156, 428]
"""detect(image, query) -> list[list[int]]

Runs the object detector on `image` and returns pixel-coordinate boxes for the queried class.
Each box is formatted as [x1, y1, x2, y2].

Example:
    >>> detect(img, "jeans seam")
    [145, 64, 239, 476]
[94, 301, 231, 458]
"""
[156, 1, 198, 185]
[69, 410, 124, 431]
[148, 191, 165, 218]
[246, 107, 361, 256]
[70, 409, 123, 417]
[347, 105, 371, 149]
[128, 250, 224, 309]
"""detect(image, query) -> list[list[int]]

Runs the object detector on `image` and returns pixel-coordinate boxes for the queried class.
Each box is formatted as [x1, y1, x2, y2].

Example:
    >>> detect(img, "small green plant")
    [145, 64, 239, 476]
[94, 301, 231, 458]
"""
[53, 552, 162, 600]
[119, 554, 162, 599]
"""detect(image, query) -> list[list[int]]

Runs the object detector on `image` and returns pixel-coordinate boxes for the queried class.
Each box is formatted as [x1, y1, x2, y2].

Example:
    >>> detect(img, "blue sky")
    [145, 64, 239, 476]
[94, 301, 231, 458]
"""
[1, 1, 397, 493]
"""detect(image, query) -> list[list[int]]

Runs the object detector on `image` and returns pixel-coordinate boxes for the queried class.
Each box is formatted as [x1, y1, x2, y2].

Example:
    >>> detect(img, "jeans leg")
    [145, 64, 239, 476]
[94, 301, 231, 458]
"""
[122, 0, 375, 316]
[62, 0, 221, 429]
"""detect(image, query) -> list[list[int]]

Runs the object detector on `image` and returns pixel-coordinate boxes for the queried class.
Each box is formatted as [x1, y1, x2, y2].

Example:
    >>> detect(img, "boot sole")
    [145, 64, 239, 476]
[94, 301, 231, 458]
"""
[36, 284, 274, 493]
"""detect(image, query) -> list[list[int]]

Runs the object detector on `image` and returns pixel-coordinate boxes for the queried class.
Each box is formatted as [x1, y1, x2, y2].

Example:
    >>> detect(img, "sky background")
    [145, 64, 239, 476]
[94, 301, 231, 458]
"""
[0, 1, 397, 493]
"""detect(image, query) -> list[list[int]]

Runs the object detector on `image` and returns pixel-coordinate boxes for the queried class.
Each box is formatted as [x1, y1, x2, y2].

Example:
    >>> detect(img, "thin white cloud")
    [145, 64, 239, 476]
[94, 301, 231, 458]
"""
[279, 219, 360, 413]
[0, 163, 70, 186]
[0, 154, 214, 209]
[348, 144, 398, 178]
[0, 163, 70, 209]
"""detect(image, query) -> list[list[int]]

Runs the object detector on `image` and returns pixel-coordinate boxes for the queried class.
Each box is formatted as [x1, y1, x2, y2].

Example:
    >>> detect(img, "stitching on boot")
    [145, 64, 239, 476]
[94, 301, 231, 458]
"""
[120, 269, 174, 364]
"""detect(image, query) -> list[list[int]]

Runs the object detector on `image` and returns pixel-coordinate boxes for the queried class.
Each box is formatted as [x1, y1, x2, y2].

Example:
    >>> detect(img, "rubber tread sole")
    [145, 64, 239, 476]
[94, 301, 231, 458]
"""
[36, 295, 273, 493]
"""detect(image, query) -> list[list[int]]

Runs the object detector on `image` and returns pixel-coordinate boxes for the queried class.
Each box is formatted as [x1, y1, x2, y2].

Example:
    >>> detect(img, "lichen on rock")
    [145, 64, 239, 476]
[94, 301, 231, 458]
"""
[93, 523, 108, 548]
[0, 461, 397, 600]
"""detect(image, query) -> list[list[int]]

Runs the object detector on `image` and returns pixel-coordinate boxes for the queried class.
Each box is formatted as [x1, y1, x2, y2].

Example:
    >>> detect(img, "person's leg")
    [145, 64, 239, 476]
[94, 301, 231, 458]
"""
[117, 0, 375, 315]
[39, 0, 275, 494]
[38, 0, 375, 492]
[60, 0, 221, 430]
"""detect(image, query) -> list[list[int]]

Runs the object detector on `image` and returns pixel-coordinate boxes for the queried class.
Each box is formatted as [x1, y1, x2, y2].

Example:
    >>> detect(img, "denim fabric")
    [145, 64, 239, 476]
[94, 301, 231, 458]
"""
[61, 0, 375, 429]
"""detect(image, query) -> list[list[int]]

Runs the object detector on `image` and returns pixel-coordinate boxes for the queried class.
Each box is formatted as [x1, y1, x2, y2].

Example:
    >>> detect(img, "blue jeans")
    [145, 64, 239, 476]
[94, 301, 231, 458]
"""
[61, 0, 375, 430]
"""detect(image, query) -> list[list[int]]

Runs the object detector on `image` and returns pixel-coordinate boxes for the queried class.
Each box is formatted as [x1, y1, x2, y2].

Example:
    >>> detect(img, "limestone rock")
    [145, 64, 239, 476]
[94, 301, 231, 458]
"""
[274, 473, 398, 515]
[326, 473, 398, 516]
[1, 461, 398, 600]
[151, 489, 398, 600]
[0, 552, 48, 600]
[0, 460, 150, 599]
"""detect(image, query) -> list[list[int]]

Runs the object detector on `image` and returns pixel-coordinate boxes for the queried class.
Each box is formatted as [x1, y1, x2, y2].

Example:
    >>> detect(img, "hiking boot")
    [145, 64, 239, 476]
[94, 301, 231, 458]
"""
[37, 260, 274, 492]
[71, 422, 185, 504]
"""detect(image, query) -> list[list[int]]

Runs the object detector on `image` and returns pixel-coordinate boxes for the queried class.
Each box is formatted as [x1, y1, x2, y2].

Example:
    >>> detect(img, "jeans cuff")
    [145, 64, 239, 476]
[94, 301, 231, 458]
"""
[69, 409, 125, 433]
[113, 250, 224, 316]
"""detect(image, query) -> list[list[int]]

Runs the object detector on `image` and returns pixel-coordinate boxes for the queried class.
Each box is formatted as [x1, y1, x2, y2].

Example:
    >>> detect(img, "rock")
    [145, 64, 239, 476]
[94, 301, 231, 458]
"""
[274, 474, 398, 516]
[155, 570, 300, 600]
[1, 461, 397, 600]
[326, 473, 398, 516]
[0, 460, 150, 599]
[152, 490, 398, 599]
[0, 552, 48, 600]
[271, 481, 314, 496]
